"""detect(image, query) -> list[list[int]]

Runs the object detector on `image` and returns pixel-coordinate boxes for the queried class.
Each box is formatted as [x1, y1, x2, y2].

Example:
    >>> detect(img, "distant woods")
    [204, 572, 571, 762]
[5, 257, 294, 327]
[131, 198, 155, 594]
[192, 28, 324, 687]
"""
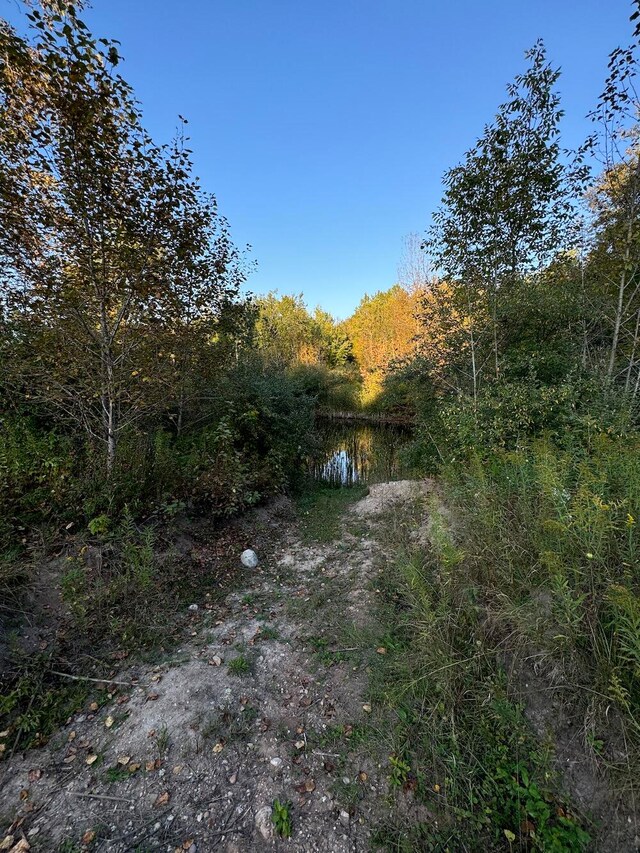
[252, 283, 424, 411]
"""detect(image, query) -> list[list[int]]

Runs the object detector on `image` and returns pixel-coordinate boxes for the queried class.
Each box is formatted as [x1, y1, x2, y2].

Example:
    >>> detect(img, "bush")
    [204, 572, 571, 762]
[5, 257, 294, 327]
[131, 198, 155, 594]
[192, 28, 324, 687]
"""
[441, 434, 640, 769]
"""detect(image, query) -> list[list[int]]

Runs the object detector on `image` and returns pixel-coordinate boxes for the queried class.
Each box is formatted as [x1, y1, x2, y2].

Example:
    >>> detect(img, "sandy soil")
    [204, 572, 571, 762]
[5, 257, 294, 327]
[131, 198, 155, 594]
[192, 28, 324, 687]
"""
[0, 482, 432, 852]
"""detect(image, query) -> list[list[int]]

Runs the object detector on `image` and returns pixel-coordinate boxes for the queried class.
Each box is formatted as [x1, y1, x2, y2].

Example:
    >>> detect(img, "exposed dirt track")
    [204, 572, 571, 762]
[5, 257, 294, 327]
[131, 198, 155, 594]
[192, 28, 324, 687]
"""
[0, 481, 432, 852]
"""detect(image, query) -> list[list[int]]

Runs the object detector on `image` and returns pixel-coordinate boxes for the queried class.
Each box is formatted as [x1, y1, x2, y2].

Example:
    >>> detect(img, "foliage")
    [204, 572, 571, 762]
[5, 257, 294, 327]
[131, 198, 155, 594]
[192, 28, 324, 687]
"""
[0, 2, 250, 476]
[343, 285, 422, 404]
[271, 799, 292, 838]
[370, 503, 591, 850]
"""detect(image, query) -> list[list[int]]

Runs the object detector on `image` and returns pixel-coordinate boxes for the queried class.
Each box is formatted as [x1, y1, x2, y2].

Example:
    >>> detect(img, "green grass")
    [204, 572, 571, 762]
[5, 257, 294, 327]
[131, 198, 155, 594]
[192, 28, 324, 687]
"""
[201, 703, 258, 744]
[294, 482, 369, 542]
[227, 654, 252, 676]
[104, 766, 130, 783]
[0, 657, 91, 752]
[366, 495, 592, 851]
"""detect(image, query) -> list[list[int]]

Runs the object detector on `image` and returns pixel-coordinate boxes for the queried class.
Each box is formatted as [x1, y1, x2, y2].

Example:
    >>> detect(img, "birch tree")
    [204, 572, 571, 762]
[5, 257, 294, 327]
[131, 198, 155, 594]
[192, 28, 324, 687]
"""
[0, 2, 246, 474]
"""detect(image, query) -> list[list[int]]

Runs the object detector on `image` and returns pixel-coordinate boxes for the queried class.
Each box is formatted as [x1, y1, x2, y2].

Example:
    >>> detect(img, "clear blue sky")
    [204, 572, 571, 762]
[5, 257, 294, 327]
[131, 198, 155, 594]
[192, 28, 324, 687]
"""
[2, 1, 635, 317]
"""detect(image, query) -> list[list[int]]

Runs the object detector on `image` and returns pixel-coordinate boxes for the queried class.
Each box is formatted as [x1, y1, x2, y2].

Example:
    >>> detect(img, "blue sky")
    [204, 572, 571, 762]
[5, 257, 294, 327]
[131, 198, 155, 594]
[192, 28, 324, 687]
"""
[2, 1, 635, 317]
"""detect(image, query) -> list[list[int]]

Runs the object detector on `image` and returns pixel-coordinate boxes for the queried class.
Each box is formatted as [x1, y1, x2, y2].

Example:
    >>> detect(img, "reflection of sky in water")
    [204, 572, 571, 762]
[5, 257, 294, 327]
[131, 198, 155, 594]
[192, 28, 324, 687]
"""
[320, 448, 361, 485]
[310, 423, 411, 486]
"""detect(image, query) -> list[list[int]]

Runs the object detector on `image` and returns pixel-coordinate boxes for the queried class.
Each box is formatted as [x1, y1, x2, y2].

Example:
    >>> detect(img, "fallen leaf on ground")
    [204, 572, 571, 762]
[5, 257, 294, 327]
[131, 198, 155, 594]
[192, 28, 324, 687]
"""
[86, 754, 98, 765]
[19, 790, 28, 801]
[0, 837, 14, 851]
[105, 716, 114, 728]
[212, 742, 224, 754]
[154, 791, 170, 807]
[81, 829, 96, 844]
[362, 704, 372, 713]
[27, 769, 42, 783]
[376, 647, 387, 654]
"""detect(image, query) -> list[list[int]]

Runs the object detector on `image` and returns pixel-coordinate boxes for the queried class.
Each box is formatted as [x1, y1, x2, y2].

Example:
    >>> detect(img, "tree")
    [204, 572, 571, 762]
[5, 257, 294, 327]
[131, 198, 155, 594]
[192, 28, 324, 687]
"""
[425, 42, 577, 388]
[585, 40, 640, 389]
[0, 2, 247, 474]
[343, 285, 421, 401]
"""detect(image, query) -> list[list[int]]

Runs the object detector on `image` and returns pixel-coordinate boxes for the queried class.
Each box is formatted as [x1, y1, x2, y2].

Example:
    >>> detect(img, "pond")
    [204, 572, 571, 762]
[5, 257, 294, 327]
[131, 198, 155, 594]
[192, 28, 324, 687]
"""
[308, 418, 414, 486]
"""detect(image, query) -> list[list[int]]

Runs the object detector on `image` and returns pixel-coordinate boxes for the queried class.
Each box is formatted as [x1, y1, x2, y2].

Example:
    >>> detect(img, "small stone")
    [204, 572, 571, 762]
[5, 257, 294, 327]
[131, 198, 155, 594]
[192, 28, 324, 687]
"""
[339, 810, 350, 827]
[255, 806, 273, 840]
[188, 604, 199, 612]
[269, 757, 283, 769]
[240, 549, 259, 569]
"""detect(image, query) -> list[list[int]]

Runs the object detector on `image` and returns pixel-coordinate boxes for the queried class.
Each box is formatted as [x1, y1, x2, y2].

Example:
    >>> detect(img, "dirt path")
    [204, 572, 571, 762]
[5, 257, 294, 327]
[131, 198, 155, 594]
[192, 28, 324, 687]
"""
[0, 481, 431, 853]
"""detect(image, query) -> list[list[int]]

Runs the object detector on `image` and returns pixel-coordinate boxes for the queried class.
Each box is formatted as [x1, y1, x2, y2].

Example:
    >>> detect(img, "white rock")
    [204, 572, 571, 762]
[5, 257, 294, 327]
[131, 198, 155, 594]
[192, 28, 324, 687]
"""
[188, 604, 199, 612]
[270, 757, 283, 768]
[339, 810, 350, 827]
[255, 806, 273, 840]
[240, 549, 259, 568]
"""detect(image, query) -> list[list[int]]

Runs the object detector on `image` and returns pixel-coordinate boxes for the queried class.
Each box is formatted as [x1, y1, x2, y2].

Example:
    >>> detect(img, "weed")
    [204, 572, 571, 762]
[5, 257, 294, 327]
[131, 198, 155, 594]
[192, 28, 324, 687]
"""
[105, 766, 130, 783]
[0, 658, 89, 751]
[227, 655, 251, 676]
[259, 625, 280, 640]
[331, 777, 362, 811]
[307, 635, 348, 666]
[157, 725, 170, 756]
[202, 704, 258, 744]
[271, 798, 292, 838]
[57, 841, 82, 853]
[388, 754, 411, 788]
[367, 497, 592, 850]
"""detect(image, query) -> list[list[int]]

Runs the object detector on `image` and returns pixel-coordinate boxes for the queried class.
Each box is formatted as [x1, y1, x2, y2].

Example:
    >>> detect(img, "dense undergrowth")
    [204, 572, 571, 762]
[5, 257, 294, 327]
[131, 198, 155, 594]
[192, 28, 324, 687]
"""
[365, 393, 640, 849]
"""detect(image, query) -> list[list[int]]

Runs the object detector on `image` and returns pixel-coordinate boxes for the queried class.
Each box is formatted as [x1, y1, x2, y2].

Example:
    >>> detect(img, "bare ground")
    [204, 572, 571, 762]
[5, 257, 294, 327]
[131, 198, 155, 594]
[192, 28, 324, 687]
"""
[1, 478, 637, 852]
[0, 481, 432, 853]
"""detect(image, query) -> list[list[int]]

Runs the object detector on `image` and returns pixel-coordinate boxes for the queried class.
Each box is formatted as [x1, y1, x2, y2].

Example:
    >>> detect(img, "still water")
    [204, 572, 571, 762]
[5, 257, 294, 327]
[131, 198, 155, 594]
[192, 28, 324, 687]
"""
[309, 418, 414, 486]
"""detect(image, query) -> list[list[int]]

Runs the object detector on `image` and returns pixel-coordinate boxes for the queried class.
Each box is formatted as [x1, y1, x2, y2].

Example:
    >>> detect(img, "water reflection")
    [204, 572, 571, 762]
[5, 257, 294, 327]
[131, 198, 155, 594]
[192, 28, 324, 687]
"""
[309, 420, 413, 486]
